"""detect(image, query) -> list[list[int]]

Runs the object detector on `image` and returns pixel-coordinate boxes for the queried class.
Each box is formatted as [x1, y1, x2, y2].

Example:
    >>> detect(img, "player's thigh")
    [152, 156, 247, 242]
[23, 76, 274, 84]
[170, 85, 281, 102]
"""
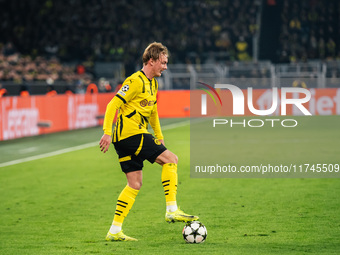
[114, 135, 145, 173]
[138, 134, 167, 163]
[113, 134, 143, 156]
[155, 149, 178, 165]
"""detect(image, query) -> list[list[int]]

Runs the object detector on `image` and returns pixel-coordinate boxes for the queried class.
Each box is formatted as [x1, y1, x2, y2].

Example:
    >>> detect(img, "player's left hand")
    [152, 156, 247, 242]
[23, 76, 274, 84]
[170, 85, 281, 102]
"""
[159, 139, 165, 146]
[99, 134, 111, 153]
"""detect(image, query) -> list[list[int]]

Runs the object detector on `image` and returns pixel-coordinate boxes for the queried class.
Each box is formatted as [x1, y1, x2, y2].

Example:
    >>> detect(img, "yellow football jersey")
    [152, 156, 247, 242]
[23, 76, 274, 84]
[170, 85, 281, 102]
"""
[103, 70, 163, 142]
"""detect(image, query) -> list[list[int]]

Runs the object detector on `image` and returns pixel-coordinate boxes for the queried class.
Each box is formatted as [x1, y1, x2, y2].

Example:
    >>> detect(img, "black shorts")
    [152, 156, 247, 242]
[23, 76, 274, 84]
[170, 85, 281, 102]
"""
[113, 133, 167, 173]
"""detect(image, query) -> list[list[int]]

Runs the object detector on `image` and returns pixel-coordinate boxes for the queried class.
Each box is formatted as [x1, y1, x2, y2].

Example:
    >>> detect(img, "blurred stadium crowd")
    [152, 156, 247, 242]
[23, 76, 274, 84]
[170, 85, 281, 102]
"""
[0, 0, 339, 96]
[278, 0, 340, 63]
[0, 0, 258, 63]
[0, 43, 91, 83]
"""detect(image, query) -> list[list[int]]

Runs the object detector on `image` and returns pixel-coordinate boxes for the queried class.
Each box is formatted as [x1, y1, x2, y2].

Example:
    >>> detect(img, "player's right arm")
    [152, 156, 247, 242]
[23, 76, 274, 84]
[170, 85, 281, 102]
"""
[103, 82, 138, 136]
[100, 96, 121, 153]
[102, 96, 124, 136]
[99, 133, 112, 153]
[99, 80, 138, 153]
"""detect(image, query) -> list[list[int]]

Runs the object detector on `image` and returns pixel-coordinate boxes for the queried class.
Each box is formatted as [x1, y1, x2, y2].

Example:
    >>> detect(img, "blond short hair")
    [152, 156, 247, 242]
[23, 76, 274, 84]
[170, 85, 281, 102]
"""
[142, 42, 169, 64]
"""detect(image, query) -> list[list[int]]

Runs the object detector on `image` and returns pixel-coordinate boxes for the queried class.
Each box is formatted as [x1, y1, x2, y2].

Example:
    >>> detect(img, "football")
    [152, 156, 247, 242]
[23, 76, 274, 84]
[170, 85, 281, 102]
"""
[182, 221, 207, 243]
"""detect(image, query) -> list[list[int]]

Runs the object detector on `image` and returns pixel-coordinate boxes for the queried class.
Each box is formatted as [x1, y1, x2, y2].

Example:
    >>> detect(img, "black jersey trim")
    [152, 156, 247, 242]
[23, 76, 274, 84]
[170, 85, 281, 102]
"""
[140, 70, 151, 81]
[150, 80, 153, 96]
[114, 118, 119, 142]
[139, 112, 149, 123]
[119, 115, 123, 136]
[138, 75, 145, 93]
[116, 94, 126, 104]
[126, 110, 136, 118]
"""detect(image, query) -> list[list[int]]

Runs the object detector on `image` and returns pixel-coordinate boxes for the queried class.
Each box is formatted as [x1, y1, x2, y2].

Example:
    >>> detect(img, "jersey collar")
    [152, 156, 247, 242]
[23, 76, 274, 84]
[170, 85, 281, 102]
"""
[140, 70, 152, 82]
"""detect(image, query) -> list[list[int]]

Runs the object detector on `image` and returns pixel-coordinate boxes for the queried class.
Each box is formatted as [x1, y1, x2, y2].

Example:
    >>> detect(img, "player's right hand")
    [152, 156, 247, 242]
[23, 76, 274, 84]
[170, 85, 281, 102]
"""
[99, 134, 111, 153]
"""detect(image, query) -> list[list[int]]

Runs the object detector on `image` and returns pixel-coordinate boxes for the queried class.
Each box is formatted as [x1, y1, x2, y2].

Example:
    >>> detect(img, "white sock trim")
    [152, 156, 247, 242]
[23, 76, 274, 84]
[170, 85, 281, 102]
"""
[109, 224, 122, 234]
[166, 204, 178, 213]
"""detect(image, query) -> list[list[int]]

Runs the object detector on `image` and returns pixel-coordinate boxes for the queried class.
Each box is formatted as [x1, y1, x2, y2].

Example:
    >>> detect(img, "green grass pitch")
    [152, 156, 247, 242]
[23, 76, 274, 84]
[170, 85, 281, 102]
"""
[0, 117, 339, 254]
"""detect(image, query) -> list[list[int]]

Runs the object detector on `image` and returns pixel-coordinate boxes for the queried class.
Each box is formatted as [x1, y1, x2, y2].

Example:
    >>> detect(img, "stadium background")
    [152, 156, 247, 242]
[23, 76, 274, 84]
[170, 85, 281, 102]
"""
[1, 0, 340, 254]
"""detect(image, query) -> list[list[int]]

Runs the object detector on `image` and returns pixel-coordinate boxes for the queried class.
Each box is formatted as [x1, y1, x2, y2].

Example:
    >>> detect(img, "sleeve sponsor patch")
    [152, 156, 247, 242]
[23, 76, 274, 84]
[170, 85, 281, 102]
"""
[118, 90, 126, 97]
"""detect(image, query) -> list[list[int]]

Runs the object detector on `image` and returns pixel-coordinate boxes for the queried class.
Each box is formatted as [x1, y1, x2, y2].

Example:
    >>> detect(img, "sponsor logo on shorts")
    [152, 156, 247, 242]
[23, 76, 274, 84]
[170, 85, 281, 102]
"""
[154, 138, 161, 145]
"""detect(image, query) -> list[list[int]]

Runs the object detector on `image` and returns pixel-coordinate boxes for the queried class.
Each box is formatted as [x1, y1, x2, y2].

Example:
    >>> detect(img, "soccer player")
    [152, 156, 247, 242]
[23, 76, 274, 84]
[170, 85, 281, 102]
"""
[99, 42, 198, 241]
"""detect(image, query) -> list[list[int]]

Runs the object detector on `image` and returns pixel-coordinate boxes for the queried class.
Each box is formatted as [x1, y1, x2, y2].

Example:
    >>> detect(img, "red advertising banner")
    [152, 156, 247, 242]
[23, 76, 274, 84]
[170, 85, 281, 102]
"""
[0, 94, 112, 141]
[0, 88, 339, 141]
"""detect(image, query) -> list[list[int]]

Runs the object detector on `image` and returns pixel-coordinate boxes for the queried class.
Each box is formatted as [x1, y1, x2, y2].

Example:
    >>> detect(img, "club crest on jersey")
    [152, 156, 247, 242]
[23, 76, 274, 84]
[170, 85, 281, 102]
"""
[140, 99, 148, 107]
[140, 99, 155, 107]
[121, 85, 129, 92]
[154, 138, 161, 145]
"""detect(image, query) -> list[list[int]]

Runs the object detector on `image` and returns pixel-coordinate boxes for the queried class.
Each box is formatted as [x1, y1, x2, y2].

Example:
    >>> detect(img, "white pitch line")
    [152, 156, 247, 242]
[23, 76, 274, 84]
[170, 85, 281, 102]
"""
[0, 142, 98, 168]
[0, 120, 190, 168]
[161, 119, 190, 131]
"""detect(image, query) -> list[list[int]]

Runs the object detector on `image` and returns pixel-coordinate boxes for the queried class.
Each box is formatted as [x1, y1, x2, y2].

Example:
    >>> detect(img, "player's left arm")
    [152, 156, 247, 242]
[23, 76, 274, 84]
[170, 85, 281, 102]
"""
[150, 102, 164, 144]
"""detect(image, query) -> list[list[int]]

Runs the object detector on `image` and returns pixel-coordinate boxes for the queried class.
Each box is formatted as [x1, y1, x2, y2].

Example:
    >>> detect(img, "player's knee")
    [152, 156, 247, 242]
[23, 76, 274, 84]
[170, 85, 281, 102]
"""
[136, 181, 143, 190]
[128, 180, 143, 190]
[126, 170, 143, 190]
[156, 150, 178, 165]
[128, 178, 143, 190]
[166, 151, 178, 164]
